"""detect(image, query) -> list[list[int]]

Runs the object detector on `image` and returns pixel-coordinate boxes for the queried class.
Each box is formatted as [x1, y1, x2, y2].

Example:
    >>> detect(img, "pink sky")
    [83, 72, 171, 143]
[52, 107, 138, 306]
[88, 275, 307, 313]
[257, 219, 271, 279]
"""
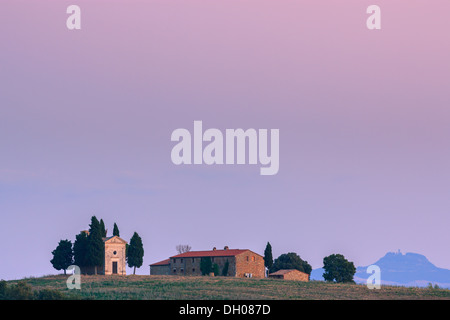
[1, 1, 450, 280]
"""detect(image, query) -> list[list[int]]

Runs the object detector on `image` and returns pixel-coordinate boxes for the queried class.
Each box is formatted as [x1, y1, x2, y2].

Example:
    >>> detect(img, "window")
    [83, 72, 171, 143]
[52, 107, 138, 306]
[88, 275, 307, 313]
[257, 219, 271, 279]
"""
[246, 256, 249, 261]
[180, 268, 184, 273]
[113, 251, 117, 255]
[192, 258, 195, 263]
[173, 268, 176, 273]
[173, 258, 176, 264]
[252, 256, 255, 262]
[192, 268, 195, 273]
[181, 259, 183, 263]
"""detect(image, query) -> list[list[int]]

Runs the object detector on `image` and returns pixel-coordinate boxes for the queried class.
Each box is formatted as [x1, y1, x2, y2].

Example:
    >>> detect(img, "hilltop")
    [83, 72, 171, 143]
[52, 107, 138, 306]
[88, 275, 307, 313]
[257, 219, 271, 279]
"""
[5, 274, 450, 300]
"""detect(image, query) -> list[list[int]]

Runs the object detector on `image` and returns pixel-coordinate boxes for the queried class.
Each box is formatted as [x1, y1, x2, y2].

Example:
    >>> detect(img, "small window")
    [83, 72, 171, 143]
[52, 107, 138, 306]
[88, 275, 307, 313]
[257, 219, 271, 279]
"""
[181, 259, 183, 263]
[246, 256, 249, 261]
[252, 256, 255, 262]
[173, 268, 176, 273]
[192, 268, 195, 272]
[113, 251, 117, 255]
[192, 258, 195, 263]
[180, 268, 184, 273]
[173, 258, 176, 264]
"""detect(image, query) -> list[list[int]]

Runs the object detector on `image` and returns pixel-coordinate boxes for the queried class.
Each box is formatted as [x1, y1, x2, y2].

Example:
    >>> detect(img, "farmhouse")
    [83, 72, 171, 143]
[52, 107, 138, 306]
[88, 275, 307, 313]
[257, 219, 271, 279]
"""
[80, 231, 127, 275]
[268, 269, 309, 281]
[150, 247, 265, 278]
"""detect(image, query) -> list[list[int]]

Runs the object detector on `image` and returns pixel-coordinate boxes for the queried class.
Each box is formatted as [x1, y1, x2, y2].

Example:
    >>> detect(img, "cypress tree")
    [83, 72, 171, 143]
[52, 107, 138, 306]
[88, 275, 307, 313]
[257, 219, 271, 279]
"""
[50, 239, 73, 275]
[264, 242, 273, 273]
[200, 257, 213, 275]
[113, 223, 120, 237]
[86, 216, 105, 274]
[127, 232, 144, 275]
[73, 232, 89, 270]
[213, 263, 220, 276]
[99, 219, 107, 238]
[222, 260, 229, 276]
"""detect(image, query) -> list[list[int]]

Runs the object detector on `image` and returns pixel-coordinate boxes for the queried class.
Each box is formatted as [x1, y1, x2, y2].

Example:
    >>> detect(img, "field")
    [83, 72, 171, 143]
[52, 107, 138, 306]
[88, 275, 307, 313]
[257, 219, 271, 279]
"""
[6, 275, 450, 300]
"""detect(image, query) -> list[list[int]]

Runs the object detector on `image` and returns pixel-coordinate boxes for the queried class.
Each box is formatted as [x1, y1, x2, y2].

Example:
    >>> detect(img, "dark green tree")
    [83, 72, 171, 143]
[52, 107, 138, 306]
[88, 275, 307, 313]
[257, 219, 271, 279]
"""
[113, 223, 120, 237]
[73, 231, 89, 270]
[270, 252, 312, 277]
[99, 219, 107, 238]
[222, 260, 229, 276]
[322, 254, 356, 283]
[0, 281, 33, 300]
[127, 232, 144, 274]
[200, 257, 213, 275]
[264, 242, 273, 273]
[86, 216, 105, 274]
[213, 263, 220, 276]
[50, 239, 73, 275]
[0, 280, 6, 299]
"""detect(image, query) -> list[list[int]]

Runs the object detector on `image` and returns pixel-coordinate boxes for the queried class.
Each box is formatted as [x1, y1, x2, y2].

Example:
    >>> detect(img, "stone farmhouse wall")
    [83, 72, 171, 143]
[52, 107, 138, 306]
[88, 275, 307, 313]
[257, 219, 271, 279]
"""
[235, 251, 265, 278]
[150, 249, 264, 278]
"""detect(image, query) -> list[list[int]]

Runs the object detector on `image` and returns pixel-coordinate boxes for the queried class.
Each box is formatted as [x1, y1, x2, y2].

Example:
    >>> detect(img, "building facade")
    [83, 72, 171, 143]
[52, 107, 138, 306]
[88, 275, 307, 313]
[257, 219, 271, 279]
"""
[103, 236, 127, 275]
[149, 259, 170, 275]
[79, 233, 127, 275]
[150, 247, 265, 278]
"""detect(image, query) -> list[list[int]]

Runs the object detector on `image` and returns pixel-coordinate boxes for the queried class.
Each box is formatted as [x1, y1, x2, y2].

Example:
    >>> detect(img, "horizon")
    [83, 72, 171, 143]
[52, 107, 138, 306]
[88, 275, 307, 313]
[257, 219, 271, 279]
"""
[1, 1, 450, 281]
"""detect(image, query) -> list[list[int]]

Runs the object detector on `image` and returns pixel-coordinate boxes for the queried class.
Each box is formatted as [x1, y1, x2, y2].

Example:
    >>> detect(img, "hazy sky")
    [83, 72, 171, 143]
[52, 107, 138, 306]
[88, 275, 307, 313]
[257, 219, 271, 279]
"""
[1, 1, 450, 280]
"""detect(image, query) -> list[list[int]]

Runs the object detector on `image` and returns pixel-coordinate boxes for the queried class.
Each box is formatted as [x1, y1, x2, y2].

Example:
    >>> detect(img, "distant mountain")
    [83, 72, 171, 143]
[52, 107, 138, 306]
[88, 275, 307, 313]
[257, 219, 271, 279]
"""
[310, 251, 450, 289]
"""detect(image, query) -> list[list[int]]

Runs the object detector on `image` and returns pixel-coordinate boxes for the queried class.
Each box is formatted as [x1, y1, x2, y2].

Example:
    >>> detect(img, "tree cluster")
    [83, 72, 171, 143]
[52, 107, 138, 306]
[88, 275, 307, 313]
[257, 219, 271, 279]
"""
[263, 242, 356, 283]
[199, 257, 229, 277]
[50, 216, 144, 275]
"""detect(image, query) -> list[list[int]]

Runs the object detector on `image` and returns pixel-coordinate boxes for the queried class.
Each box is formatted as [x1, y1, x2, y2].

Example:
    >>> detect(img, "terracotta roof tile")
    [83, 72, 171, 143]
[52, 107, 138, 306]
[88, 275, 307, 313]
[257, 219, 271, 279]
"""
[170, 249, 252, 258]
[150, 249, 263, 266]
[269, 269, 307, 276]
[150, 259, 170, 266]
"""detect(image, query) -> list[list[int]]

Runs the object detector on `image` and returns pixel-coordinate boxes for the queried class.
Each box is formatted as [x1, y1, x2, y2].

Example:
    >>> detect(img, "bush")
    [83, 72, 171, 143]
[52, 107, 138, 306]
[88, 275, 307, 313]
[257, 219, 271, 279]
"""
[0, 281, 33, 300]
[0, 280, 73, 300]
[0, 280, 8, 299]
[34, 288, 66, 300]
[427, 283, 441, 290]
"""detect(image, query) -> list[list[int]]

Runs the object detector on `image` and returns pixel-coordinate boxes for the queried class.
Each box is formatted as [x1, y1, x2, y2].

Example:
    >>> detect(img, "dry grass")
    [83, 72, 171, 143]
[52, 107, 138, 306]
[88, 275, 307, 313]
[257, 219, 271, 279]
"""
[9, 275, 450, 300]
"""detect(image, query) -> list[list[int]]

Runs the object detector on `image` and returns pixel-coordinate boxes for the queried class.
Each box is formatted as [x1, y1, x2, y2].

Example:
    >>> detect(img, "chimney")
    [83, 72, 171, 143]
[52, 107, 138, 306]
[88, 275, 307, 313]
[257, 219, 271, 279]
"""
[212, 247, 216, 251]
[224, 246, 229, 250]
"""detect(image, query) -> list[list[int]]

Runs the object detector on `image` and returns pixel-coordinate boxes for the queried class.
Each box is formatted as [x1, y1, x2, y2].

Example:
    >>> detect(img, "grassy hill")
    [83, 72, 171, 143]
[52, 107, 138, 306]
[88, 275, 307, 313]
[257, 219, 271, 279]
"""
[4, 275, 450, 300]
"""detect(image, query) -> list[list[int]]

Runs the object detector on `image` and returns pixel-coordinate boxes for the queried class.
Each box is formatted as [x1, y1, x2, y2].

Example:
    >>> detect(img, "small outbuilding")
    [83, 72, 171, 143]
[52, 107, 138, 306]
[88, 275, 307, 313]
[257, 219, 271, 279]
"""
[268, 269, 309, 281]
